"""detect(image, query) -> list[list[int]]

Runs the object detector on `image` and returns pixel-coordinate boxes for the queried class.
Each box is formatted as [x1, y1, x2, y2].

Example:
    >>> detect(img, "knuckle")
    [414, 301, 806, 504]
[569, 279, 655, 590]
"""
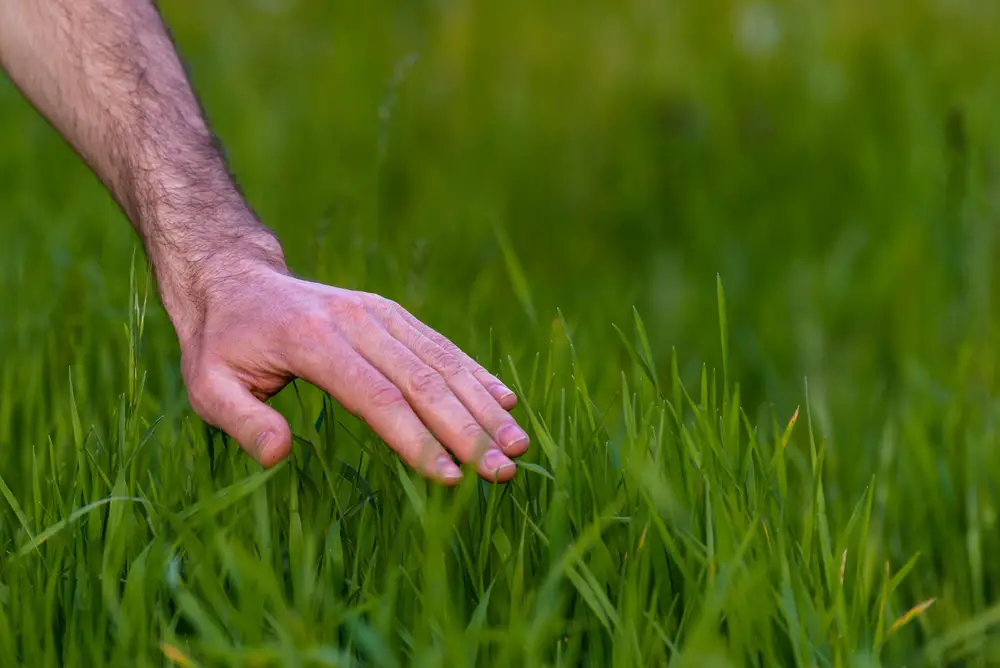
[370, 293, 402, 313]
[363, 295, 393, 322]
[337, 361, 364, 390]
[471, 365, 493, 382]
[408, 432, 442, 467]
[374, 296, 409, 325]
[408, 367, 445, 397]
[380, 296, 402, 314]
[424, 327, 449, 347]
[457, 421, 486, 442]
[390, 301, 413, 320]
[428, 348, 464, 378]
[329, 363, 368, 413]
[369, 382, 407, 410]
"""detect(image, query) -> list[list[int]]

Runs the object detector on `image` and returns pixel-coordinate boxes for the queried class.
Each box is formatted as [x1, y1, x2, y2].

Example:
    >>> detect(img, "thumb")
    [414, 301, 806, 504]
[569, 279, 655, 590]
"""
[188, 370, 292, 468]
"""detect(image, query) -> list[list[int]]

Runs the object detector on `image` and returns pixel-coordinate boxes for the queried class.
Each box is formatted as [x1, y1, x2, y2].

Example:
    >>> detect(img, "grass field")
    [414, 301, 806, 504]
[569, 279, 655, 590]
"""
[4, 1, 1000, 665]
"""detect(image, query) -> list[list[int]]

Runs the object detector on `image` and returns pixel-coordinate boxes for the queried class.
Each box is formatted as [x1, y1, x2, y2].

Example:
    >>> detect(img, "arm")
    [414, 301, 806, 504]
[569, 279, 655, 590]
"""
[0, 0, 529, 484]
[0, 0, 281, 336]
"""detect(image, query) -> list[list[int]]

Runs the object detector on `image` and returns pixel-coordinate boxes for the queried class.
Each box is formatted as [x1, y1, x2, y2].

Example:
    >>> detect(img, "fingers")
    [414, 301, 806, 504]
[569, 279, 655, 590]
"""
[344, 325, 519, 482]
[187, 369, 293, 468]
[389, 303, 518, 411]
[382, 315, 531, 458]
[291, 335, 466, 485]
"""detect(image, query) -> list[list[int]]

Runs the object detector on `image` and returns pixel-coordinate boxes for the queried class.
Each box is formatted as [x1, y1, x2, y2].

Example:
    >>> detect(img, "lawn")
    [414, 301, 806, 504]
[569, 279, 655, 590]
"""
[2, 1, 1000, 666]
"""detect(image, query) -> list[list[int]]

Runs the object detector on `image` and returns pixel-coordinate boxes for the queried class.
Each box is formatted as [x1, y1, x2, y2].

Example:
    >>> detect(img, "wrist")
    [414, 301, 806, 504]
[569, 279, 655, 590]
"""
[147, 202, 288, 344]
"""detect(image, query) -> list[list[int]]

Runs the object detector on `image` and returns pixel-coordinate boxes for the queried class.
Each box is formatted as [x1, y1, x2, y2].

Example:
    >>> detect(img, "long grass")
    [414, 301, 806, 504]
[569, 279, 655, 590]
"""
[5, 1, 1000, 666]
[0, 271, 962, 666]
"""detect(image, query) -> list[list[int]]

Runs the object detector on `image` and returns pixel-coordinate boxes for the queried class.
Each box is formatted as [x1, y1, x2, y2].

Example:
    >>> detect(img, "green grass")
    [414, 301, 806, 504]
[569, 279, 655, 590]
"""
[4, 0, 1000, 665]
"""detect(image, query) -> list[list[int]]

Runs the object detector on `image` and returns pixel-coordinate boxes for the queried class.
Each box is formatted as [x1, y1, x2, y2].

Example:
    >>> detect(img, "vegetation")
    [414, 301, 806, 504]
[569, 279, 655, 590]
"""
[2, 1, 1000, 665]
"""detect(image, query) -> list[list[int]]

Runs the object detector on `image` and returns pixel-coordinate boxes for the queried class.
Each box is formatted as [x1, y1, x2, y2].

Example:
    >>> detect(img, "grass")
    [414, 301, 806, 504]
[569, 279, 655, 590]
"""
[1, 273, 925, 668]
[4, 0, 1000, 665]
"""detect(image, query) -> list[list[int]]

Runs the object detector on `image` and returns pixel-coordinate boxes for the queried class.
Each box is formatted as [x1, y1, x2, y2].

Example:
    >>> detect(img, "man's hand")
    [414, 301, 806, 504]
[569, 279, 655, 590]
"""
[179, 254, 528, 484]
[0, 0, 529, 483]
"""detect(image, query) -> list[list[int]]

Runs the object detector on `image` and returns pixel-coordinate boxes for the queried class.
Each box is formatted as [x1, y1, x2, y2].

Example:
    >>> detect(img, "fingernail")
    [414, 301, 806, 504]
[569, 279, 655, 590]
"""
[483, 448, 515, 473]
[436, 454, 464, 482]
[497, 424, 530, 450]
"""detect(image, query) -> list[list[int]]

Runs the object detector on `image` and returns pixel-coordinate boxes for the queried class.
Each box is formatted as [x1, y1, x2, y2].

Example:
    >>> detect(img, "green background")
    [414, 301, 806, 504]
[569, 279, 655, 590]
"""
[3, 0, 1000, 665]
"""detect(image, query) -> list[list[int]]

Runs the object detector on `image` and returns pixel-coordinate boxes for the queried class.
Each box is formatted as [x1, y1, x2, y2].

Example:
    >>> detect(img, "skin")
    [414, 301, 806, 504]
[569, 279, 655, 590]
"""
[0, 0, 530, 484]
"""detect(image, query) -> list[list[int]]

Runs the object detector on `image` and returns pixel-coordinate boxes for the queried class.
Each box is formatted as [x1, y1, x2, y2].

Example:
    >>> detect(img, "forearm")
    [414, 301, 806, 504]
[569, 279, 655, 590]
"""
[0, 0, 285, 339]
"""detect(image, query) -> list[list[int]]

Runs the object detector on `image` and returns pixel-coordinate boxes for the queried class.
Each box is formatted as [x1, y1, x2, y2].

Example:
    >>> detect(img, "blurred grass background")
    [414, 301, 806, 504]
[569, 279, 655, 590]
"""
[4, 0, 1000, 664]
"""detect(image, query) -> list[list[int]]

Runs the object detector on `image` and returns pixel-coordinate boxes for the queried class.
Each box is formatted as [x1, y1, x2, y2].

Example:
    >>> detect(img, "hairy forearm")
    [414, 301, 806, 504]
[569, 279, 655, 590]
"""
[0, 0, 285, 339]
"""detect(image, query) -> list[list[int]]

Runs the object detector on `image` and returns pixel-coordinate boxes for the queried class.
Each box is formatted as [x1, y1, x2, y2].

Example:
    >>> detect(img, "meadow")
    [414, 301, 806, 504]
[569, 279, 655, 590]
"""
[2, 1, 1000, 665]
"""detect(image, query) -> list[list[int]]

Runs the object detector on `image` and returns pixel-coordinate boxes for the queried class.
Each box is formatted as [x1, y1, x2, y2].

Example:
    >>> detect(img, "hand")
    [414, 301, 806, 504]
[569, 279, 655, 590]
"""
[0, 0, 530, 484]
[177, 264, 530, 484]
